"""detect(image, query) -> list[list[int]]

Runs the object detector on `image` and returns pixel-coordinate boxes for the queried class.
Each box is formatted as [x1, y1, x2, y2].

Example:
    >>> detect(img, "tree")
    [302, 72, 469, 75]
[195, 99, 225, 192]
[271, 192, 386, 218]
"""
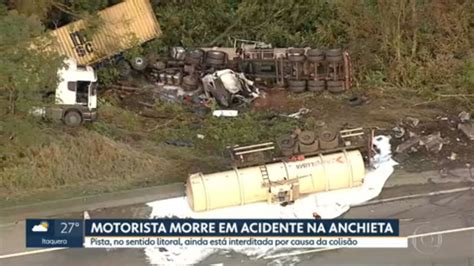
[0, 10, 64, 114]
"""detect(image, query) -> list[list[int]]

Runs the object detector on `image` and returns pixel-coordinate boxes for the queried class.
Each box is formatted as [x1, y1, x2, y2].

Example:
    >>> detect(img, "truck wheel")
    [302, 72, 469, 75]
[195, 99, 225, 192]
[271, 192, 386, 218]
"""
[326, 55, 343, 63]
[298, 131, 316, 145]
[63, 110, 82, 127]
[206, 57, 225, 65]
[182, 75, 199, 91]
[287, 79, 306, 93]
[307, 49, 324, 62]
[307, 48, 324, 56]
[130, 56, 148, 71]
[325, 48, 342, 57]
[185, 49, 205, 65]
[287, 48, 305, 55]
[185, 56, 201, 65]
[319, 130, 339, 149]
[327, 80, 345, 93]
[307, 80, 326, 92]
[278, 135, 296, 156]
[206, 50, 226, 59]
[117, 61, 132, 77]
[288, 55, 306, 62]
[307, 55, 324, 62]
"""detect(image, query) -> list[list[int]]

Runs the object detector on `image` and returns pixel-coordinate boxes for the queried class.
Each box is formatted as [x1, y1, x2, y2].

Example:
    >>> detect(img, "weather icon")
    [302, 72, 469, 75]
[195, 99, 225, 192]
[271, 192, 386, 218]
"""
[32, 221, 49, 232]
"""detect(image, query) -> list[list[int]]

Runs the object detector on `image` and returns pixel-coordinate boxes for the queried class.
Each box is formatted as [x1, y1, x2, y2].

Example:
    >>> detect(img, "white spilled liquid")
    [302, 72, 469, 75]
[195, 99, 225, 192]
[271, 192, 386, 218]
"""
[144, 136, 397, 264]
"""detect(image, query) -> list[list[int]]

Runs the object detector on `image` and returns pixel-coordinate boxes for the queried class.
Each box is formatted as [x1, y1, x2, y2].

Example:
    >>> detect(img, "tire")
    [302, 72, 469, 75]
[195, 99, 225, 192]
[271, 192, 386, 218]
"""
[307, 55, 324, 62]
[327, 80, 344, 87]
[307, 79, 326, 92]
[326, 55, 343, 62]
[188, 48, 205, 58]
[328, 86, 345, 93]
[205, 57, 225, 65]
[278, 135, 296, 149]
[319, 130, 339, 149]
[117, 60, 132, 77]
[63, 110, 82, 127]
[307, 48, 324, 56]
[288, 55, 306, 62]
[308, 86, 325, 92]
[182, 75, 198, 91]
[348, 96, 363, 106]
[287, 79, 306, 93]
[298, 131, 316, 145]
[325, 48, 342, 57]
[298, 141, 319, 153]
[278, 135, 296, 156]
[327, 80, 345, 93]
[288, 86, 306, 93]
[206, 50, 226, 60]
[287, 48, 305, 55]
[130, 56, 147, 71]
[185, 56, 201, 65]
[185, 49, 204, 65]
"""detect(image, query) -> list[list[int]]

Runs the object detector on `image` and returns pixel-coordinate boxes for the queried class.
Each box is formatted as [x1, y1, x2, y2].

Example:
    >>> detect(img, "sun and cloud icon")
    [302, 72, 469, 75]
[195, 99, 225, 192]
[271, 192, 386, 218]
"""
[32, 221, 49, 232]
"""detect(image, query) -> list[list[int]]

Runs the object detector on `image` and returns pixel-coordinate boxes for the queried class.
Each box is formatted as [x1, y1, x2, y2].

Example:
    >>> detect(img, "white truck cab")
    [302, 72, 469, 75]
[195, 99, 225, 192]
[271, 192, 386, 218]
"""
[48, 58, 98, 126]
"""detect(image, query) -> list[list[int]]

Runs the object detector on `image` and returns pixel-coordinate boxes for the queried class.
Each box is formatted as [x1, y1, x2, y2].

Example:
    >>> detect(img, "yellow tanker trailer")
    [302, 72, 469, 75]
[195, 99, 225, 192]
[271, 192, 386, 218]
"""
[186, 128, 369, 212]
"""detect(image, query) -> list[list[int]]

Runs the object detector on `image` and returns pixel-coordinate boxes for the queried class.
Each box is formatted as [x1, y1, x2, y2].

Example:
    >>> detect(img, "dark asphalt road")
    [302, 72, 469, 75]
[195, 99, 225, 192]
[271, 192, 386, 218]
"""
[2, 189, 473, 265]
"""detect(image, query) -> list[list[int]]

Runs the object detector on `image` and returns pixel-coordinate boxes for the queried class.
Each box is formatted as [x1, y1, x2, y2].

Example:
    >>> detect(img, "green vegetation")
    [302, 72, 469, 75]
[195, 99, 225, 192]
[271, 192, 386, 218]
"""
[0, 9, 64, 114]
[150, 102, 302, 151]
[155, 0, 473, 107]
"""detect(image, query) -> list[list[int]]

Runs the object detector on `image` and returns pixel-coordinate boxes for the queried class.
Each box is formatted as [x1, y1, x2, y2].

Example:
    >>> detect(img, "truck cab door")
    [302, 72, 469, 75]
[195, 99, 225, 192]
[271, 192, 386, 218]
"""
[88, 82, 97, 110]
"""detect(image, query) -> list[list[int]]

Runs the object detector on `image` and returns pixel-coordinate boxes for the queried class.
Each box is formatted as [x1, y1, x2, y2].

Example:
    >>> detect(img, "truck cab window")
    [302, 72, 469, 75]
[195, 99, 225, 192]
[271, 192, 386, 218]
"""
[76, 81, 90, 104]
[68, 82, 77, 91]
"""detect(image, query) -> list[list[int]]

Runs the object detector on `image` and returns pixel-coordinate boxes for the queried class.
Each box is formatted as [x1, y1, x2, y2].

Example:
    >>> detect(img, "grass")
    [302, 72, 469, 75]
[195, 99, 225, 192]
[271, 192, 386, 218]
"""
[0, 84, 464, 207]
[0, 126, 172, 200]
[0, 102, 252, 206]
[151, 110, 302, 152]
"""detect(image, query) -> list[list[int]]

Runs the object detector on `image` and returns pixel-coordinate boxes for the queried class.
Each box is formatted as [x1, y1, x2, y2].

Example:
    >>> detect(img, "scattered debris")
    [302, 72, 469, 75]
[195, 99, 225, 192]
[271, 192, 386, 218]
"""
[448, 152, 458, 161]
[395, 135, 421, 153]
[458, 123, 474, 140]
[165, 140, 194, 147]
[138, 101, 154, 108]
[213, 110, 238, 117]
[348, 95, 368, 106]
[458, 111, 471, 122]
[419, 132, 445, 153]
[392, 126, 405, 138]
[281, 108, 310, 119]
[392, 114, 474, 171]
[405, 117, 420, 127]
[202, 69, 260, 107]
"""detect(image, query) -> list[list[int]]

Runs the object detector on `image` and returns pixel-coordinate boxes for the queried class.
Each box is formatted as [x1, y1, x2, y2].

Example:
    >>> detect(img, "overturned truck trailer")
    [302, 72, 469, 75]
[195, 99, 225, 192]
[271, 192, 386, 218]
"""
[186, 150, 365, 212]
[46, 0, 161, 67]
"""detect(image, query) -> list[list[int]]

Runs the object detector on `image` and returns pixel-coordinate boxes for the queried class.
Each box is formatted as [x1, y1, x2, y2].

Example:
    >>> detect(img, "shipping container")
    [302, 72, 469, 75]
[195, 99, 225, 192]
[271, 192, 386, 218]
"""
[48, 0, 161, 66]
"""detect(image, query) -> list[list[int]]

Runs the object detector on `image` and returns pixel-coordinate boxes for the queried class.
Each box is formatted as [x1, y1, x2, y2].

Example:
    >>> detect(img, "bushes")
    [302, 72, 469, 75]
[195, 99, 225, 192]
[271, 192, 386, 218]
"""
[153, 0, 472, 106]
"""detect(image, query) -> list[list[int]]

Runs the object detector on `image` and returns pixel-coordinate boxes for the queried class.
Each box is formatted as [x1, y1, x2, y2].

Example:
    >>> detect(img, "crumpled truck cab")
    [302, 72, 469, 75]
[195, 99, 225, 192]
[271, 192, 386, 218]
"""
[202, 69, 259, 107]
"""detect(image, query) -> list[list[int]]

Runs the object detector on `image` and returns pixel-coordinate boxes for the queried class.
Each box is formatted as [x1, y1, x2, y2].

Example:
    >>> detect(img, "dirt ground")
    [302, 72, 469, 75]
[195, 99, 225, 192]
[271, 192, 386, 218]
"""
[261, 89, 472, 172]
[111, 84, 471, 173]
